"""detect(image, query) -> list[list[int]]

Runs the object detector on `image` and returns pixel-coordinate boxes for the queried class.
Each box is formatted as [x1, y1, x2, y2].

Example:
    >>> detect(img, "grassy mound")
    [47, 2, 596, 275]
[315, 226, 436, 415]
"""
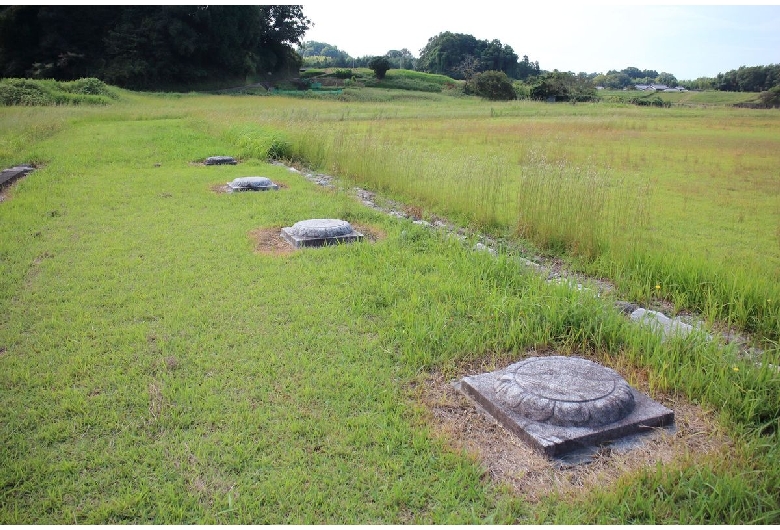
[0, 78, 119, 106]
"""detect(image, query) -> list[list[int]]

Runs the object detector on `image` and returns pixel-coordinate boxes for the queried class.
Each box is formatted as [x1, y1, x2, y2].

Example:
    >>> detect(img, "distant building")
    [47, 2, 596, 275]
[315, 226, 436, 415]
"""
[632, 84, 686, 92]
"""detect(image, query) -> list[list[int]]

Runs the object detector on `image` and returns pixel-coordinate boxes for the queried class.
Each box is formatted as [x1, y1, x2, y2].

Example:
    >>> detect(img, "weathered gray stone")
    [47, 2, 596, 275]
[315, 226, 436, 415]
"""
[0, 165, 34, 187]
[630, 308, 694, 338]
[227, 176, 279, 192]
[281, 219, 363, 248]
[205, 156, 237, 165]
[289, 219, 353, 238]
[494, 357, 635, 427]
[459, 356, 674, 457]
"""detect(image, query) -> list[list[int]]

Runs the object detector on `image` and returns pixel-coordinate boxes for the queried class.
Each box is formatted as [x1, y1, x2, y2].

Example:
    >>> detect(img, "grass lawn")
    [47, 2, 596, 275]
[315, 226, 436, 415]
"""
[1, 88, 779, 523]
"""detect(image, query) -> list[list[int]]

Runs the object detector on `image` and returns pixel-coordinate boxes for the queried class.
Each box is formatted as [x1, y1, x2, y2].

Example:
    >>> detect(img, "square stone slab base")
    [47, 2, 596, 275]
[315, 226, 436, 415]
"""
[459, 371, 674, 458]
[0, 166, 33, 187]
[227, 184, 279, 192]
[280, 228, 364, 248]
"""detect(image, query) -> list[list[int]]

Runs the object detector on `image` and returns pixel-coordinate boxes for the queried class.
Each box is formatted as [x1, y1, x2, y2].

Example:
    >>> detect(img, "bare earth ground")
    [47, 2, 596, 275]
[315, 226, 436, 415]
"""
[249, 223, 387, 256]
[409, 348, 733, 504]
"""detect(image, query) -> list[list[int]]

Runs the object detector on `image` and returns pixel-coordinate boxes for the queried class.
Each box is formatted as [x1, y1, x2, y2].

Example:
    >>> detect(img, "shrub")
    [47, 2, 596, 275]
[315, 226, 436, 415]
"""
[467, 70, 516, 101]
[266, 136, 292, 159]
[332, 69, 353, 79]
[513, 81, 531, 100]
[758, 86, 780, 108]
[61, 77, 118, 98]
[0, 78, 56, 105]
[368, 56, 391, 80]
[0, 77, 117, 106]
[629, 96, 670, 108]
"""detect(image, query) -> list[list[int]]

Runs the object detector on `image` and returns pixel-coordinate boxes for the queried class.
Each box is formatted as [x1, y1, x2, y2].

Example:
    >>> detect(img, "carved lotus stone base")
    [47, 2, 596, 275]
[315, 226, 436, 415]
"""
[281, 219, 363, 248]
[459, 356, 674, 457]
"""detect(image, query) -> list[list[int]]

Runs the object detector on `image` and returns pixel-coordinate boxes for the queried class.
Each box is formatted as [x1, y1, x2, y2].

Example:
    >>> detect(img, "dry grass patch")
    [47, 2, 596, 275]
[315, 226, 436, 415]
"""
[351, 223, 387, 243]
[249, 226, 295, 256]
[411, 349, 733, 504]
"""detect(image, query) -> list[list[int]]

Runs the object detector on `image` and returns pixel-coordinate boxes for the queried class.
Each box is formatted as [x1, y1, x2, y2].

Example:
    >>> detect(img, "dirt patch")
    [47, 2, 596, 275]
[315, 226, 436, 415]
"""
[411, 349, 733, 504]
[352, 223, 387, 243]
[249, 223, 387, 256]
[249, 227, 296, 256]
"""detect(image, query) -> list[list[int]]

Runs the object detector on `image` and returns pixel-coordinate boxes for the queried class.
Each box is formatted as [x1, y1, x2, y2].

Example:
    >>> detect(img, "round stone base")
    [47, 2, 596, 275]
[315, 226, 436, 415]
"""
[494, 356, 635, 427]
[227, 176, 278, 191]
[289, 219, 354, 238]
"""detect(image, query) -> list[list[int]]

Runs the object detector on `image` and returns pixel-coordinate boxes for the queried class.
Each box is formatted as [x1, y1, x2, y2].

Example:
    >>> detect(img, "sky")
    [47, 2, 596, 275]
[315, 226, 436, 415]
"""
[300, 3, 780, 80]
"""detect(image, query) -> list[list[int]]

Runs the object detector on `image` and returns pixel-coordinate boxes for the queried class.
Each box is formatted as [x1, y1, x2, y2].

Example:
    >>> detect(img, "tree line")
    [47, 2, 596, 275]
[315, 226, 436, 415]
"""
[301, 32, 780, 99]
[684, 64, 780, 92]
[299, 41, 417, 71]
[0, 5, 310, 89]
[1, 5, 777, 98]
[300, 32, 541, 82]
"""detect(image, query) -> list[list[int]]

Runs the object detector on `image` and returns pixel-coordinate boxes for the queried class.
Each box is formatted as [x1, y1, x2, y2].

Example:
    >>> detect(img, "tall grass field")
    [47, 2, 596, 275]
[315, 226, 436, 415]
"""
[1, 81, 779, 523]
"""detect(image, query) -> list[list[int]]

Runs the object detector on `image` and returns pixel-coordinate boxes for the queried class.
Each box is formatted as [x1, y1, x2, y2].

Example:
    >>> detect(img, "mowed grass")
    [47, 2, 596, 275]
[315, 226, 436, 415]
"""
[1, 116, 511, 523]
[1, 92, 779, 523]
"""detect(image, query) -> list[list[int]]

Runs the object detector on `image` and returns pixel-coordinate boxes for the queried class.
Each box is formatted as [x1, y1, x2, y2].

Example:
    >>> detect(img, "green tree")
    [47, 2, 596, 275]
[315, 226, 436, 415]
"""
[453, 55, 481, 81]
[612, 72, 632, 89]
[0, 5, 310, 89]
[621, 66, 643, 80]
[386, 48, 415, 70]
[416, 31, 526, 80]
[467, 70, 515, 100]
[478, 39, 519, 78]
[417, 32, 478, 79]
[530, 71, 596, 102]
[721, 64, 780, 92]
[299, 41, 352, 67]
[614, 67, 658, 84]
[758, 85, 780, 107]
[656, 72, 678, 87]
[516, 55, 540, 81]
[736, 66, 769, 92]
[680, 76, 716, 90]
[368, 56, 391, 79]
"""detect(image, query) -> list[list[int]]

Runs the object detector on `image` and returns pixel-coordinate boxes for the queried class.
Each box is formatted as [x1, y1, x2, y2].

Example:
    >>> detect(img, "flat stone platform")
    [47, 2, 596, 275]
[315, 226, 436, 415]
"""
[204, 156, 237, 165]
[0, 166, 34, 188]
[281, 219, 363, 248]
[459, 356, 674, 457]
[227, 176, 279, 192]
